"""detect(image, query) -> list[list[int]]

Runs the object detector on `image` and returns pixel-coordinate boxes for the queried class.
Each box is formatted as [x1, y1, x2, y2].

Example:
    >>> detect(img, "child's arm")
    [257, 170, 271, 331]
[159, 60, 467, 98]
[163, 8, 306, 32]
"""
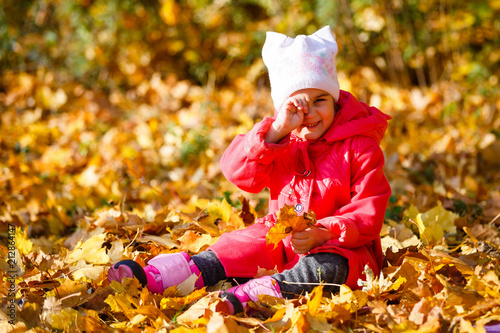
[220, 117, 289, 193]
[316, 136, 391, 249]
[221, 96, 309, 191]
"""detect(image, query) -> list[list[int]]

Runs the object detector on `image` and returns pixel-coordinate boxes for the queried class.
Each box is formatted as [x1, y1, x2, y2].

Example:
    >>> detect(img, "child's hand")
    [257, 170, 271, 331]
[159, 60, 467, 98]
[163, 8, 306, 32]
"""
[278, 96, 309, 131]
[291, 226, 335, 254]
[264, 96, 308, 143]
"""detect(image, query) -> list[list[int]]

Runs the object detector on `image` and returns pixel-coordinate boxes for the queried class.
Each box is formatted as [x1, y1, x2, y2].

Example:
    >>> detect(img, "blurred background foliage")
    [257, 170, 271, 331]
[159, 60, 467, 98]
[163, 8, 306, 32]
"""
[1, 0, 500, 237]
[2, 0, 500, 90]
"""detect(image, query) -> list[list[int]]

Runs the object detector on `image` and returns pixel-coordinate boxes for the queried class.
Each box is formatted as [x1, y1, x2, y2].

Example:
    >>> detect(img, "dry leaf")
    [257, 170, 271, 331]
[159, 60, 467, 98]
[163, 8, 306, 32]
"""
[139, 234, 178, 249]
[175, 294, 215, 327]
[266, 204, 316, 249]
[307, 285, 323, 316]
[71, 260, 105, 281]
[178, 230, 216, 253]
[15, 227, 33, 256]
[66, 233, 110, 265]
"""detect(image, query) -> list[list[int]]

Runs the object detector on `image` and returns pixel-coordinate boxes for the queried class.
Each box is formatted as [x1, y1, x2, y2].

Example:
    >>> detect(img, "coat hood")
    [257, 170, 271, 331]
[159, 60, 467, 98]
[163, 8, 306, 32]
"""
[324, 90, 390, 144]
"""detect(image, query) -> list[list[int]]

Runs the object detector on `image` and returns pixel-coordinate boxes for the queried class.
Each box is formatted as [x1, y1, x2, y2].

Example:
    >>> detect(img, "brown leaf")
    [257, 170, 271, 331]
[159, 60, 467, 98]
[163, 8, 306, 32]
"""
[383, 245, 420, 267]
[254, 265, 279, 278]
[175, 293, 218, 327]
[435, 264, 467, 287]
[238, 195, 256, 226]
[206, 313, 250, 333]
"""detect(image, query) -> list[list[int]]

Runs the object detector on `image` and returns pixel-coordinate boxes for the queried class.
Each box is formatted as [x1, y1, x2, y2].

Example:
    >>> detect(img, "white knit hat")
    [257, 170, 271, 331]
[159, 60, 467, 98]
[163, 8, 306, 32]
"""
[262, 26, 340, 111]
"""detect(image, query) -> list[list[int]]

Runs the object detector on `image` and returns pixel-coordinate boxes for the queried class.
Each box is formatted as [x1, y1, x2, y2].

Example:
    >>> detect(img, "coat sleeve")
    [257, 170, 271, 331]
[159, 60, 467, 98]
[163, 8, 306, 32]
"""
[220, 117, 289, 193]
[317, 136, 391, 248]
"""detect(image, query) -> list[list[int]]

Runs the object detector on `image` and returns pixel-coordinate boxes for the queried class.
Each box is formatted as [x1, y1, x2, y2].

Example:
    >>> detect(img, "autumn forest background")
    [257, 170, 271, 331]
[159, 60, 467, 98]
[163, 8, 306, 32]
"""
[1, 0, 500, 331]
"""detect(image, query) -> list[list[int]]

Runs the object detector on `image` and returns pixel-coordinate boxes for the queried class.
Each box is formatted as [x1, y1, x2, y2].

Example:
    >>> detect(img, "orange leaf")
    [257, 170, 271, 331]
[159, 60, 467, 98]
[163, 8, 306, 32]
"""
[124, 158, 146, 182]
[307, 285, 323, 316]
[266, 205, 316, 249]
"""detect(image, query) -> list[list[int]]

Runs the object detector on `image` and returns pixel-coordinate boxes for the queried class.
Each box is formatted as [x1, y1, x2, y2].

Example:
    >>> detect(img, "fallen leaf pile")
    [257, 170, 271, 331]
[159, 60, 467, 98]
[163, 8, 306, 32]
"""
[1, 1, 500, 332]
[1, 70, 499, 331]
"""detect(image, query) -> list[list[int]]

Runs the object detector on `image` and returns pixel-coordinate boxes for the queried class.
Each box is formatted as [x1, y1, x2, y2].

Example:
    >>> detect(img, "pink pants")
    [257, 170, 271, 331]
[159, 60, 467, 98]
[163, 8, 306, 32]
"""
[208, 223, 300, 278]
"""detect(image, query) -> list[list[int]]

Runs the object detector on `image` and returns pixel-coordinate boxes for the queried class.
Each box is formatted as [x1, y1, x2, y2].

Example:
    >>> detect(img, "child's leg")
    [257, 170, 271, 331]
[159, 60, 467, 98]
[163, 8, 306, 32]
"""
[221, 252, 349, 314]
[190, 250, 227, 286]
[271, 252, 349, 298]
[108, 242, 263, 294]
[108, 252, 205, 294]
[208, 222, 284, 278]
[109, 223, 285, 294]
[191, 222, 283, 286]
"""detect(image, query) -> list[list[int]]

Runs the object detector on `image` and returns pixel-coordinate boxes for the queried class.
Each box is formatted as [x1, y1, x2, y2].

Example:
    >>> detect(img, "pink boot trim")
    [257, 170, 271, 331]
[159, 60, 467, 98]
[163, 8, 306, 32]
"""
[189, 259, 205, 289]
[144, 265, 163, 294]
[226, 276, 283, 311]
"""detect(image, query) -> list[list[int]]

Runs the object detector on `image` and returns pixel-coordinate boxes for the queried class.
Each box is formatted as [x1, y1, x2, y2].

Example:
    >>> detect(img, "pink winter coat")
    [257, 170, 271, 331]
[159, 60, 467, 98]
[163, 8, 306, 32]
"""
[217, 90, 391, 289]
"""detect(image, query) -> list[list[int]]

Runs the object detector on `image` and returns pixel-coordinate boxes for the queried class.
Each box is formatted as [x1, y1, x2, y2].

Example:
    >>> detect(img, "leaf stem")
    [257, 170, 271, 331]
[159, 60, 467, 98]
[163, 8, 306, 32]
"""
[46, 270, 61, 300]
[281, 281, 343, 287]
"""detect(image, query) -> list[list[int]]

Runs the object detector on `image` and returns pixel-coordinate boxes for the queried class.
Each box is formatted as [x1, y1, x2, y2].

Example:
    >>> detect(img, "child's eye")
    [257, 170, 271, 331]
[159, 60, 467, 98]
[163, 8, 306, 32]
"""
[315, 98, 326, 103]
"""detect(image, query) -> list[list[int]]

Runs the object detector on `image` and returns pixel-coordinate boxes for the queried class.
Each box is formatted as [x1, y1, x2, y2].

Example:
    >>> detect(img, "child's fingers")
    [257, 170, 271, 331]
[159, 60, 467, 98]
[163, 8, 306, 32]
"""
[301, 99, 308, 114]
[283, 98, 300, 114]
[292, 228, 313, 238]
[286, 97, 300, 109]
[291, 230, 308, 239]
[291, 239, 311, 254]
[292, 98, 307, 112]
[291, 99, 303, 111]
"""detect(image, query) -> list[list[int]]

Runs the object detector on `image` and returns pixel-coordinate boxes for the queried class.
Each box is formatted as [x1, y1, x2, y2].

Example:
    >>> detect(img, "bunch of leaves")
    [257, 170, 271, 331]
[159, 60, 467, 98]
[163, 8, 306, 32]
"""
[266, 204, 316, 249]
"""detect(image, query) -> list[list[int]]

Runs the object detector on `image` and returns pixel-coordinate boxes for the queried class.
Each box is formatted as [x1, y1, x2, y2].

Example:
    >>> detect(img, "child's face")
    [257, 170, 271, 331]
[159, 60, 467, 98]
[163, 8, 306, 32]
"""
[290, 89, 335, 141]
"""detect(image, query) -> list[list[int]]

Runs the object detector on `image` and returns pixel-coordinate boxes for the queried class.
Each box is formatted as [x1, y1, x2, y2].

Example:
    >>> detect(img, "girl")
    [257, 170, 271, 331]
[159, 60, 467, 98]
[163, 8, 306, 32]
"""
[108, 26, 391, 314]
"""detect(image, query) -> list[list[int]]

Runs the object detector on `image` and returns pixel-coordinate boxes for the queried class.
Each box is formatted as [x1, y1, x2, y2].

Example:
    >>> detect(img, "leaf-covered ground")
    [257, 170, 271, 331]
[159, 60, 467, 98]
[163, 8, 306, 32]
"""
[1, 67, 500, 332]
[2, 1, 500, 331]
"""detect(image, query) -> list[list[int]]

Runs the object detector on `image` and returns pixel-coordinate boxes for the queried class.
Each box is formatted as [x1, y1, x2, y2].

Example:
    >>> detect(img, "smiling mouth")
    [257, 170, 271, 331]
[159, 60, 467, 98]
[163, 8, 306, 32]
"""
[303, 121, 320, 129]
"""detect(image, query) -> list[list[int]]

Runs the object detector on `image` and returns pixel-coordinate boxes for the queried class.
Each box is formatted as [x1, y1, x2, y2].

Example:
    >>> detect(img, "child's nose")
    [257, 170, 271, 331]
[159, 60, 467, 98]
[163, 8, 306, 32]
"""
[304, 104, 316, 116]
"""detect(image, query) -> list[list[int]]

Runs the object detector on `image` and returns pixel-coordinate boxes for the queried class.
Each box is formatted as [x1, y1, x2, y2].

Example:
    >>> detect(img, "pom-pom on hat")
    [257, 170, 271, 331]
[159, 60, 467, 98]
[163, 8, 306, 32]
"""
[262, 26, 340, 111]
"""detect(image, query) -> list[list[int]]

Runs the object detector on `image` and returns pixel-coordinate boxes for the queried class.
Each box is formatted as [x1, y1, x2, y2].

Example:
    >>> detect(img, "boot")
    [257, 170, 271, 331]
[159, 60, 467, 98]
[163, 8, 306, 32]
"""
[108, 252, 204, 294]
[220, 276, 283, 314]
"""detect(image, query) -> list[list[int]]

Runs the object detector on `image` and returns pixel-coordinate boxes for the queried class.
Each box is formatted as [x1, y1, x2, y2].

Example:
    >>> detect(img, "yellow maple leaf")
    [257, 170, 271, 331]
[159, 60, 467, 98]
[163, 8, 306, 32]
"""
[196, 199, 245, 235]
[71, 260, 106, 281]
[104, 293, 131, 313]
[266, 205, 316, 249]
[65, 233, 110, 265]
[413, 205, 458, 246]
[307, 285, 324, 316]
[51, 308, 78, 330]
[15, 227, 33, 255]
[178, 230, 216, 253]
